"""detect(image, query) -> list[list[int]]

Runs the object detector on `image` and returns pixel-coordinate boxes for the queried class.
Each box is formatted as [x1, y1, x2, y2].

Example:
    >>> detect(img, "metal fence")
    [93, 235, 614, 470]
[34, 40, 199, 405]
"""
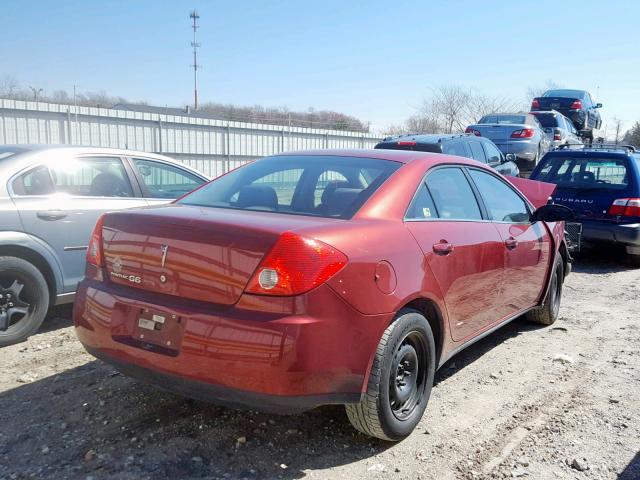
[0, 98, 381, 178]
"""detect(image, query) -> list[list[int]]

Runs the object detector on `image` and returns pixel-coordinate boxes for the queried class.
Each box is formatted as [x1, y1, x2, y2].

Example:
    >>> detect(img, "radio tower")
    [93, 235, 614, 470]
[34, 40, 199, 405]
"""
[190, 10, 200, 110]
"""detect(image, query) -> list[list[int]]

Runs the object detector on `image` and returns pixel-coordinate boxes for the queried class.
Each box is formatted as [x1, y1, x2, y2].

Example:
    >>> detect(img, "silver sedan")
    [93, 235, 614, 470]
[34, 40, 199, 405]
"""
[466, 113, 551, 171]
[0, 145, 208, 346]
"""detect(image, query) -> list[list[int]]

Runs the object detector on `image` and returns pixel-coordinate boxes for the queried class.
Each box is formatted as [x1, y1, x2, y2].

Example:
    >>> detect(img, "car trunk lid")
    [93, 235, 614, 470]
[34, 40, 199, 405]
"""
[468, 123, 529, 142]
[101, 204, 339, 305]
[536, 97, 578, 111]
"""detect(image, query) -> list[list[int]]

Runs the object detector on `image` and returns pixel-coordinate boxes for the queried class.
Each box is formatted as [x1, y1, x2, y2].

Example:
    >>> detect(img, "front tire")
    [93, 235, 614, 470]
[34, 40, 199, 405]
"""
[526, 255, 564, 326]
[345, 309, 436, 441]
[0, 256, 50, 347]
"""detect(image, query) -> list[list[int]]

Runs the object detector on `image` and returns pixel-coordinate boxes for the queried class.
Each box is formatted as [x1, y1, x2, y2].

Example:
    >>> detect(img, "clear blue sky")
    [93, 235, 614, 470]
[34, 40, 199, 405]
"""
[2, 0, 638, 134]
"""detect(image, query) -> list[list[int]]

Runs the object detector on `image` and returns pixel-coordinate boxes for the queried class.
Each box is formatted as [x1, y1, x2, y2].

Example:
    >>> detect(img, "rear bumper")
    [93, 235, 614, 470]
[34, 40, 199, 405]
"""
[581, 221, 640, 246]
[74, 279, 391, 413]
[494, 141, 538, 160]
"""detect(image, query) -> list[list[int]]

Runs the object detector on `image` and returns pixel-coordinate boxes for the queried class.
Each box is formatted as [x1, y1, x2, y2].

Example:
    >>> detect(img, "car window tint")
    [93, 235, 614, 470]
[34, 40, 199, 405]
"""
[533, 157, 629, 189]
[442, 140, 469, 158]
[50, 156, 133, 197]
[468, 141, 486, 162]
[479, 115, 526, 124]
[12, 165, 55, 196]
[406, 183, 438, 220]
[425, 168, 482, 220]
[531, 113, 558, 128]
[469, 169, 530, 223]
[313, 170, 350, 208]
[180, 155, 401, 219]
[482, 142, 503, 164]
[133, 158, 203, 199]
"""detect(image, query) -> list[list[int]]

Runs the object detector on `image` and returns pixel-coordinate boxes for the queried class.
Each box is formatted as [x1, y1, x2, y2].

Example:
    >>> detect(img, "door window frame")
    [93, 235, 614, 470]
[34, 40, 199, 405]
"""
[404, 164, 535, 224]
[9, 154, 143, 199]
[125, 156, 206, 199]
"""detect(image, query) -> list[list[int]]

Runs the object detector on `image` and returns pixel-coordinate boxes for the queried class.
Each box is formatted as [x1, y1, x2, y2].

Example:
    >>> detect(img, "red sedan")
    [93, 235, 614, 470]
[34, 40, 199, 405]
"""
[74, 149, 572, 440]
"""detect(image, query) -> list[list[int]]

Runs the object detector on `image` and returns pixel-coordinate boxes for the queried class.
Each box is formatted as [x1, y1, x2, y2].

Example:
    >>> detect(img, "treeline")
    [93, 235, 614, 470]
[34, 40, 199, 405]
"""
[0, 76, 369, 132]
[623, 122, 640, 148]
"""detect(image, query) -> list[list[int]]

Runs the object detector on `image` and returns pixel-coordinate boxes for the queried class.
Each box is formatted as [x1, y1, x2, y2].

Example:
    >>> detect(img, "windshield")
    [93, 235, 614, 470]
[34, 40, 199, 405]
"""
[530, 113, 558, 128]
[179, 155, 401, 219]
[542, 89, 585, 98]
[533, 156, 629, 190]
[479, 115, 526, 125]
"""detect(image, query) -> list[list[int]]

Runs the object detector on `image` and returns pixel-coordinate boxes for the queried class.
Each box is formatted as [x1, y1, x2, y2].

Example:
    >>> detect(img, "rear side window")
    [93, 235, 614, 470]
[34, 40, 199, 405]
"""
[50, 156, 133, 197]
[442, 140, 470, 158]
[406, 183, 437, 220]
[133, 159, 203, 199]
[180, 155, 401, 219]
[534, 156, 630, 190]
[12, 165, 55, 196]
[425, 168, 482, 220]
[469, 169, 530, 223]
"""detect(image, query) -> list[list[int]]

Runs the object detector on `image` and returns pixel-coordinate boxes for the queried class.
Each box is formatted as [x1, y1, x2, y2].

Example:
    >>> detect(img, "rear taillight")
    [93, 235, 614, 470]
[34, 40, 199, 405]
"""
[245, 232, 348, 296]
[569, 99, 583, 109]
[608, 198, 640, 217]
[465, 127, 481, 136]
[531, 98, 540, 109]
[511, 128, 535, 138]
[553, 131, 561, 141]
[87, 214, 106, 267]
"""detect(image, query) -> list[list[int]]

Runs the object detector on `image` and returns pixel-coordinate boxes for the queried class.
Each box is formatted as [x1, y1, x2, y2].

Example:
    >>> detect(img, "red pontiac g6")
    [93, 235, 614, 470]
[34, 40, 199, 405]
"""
[74, 150, 572, 440]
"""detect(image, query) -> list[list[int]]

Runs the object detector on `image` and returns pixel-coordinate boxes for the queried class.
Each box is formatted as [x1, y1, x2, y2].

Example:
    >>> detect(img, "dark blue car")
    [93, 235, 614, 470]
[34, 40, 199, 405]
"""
[530, 145, 640, 265]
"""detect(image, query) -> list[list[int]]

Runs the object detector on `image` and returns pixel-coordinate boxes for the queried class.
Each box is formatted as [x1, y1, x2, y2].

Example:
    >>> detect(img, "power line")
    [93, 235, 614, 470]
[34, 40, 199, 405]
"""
[190, 10, 200, 111]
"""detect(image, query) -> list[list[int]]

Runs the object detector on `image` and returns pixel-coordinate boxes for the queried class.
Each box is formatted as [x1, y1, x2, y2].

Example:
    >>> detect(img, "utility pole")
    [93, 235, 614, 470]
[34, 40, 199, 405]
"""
[190, 10, 200, 111]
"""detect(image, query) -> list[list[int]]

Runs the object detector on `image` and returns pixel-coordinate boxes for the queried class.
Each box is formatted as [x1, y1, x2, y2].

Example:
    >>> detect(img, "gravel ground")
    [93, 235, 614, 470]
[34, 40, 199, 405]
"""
[0, 249, 638, 480]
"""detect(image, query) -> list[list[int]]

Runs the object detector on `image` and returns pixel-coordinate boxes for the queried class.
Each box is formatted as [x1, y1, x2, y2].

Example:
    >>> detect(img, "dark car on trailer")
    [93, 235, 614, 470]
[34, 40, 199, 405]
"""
[375, 133, 519, 176]
[530, 145, 640, 265]
[530, 89, 602, 141]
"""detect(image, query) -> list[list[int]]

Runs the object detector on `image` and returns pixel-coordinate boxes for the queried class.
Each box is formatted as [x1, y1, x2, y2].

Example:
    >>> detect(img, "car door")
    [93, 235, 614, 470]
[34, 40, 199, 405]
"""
[128, 157, 206, 205]
[404, 167, 505, 342]
[11, 155, 147, 292]
[466, 168, 551, 318]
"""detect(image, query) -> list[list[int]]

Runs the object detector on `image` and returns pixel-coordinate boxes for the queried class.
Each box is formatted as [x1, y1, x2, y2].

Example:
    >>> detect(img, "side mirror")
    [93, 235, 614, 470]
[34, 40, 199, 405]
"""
[530, 204, 574, 222]
[595, 103, 602, 109]
[505, 153, 517, 163]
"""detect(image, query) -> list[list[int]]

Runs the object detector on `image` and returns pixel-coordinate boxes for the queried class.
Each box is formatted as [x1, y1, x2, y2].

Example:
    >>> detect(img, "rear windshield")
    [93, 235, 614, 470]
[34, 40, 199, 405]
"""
[533, 156, 630, 190]
[179, 155, 401, 219]
[542, 89, 584, 98]
[479, 115, 526, 125]
[530, 113, 558, 128]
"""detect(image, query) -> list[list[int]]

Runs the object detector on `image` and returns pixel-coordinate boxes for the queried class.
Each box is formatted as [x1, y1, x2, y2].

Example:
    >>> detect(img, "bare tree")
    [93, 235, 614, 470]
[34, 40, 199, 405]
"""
[526, 80, 562, 101]
[612, 117, 623, 145]
[0, 75, 21, 98]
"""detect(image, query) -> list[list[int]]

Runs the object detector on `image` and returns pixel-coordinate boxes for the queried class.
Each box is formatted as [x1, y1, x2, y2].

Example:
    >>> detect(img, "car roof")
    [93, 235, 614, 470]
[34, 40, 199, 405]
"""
[376, 133, 475, 144]
[277, 148, 481, 168]
[0, 144, 208, 179]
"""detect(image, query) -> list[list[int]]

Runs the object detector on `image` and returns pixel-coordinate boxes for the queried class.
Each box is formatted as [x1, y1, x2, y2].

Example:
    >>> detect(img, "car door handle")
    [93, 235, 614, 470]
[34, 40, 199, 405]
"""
[433, 241, 454, 255]
[37, 210, 67, 221]
[505, 237, 518, 250]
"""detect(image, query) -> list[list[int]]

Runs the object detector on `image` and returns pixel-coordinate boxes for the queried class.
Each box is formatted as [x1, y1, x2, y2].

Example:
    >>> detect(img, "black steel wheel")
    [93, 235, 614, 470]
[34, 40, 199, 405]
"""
[346, 309, 436, 441]
[0, 257, 49, 347]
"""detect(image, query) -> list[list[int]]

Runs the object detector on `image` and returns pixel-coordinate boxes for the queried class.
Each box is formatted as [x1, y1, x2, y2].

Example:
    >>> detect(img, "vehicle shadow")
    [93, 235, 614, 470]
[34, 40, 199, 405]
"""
[619, 451, 640, 479]
[571, 246, 636, 274]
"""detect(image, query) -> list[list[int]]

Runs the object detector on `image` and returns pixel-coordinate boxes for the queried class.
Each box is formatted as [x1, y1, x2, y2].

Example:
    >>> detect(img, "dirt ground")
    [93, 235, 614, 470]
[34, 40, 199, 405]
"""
[0, 249, 638, 480]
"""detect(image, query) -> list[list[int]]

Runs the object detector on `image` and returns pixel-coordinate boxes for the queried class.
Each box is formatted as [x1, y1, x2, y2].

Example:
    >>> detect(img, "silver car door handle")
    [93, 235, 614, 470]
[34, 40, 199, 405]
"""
[37, 210, 67, 221]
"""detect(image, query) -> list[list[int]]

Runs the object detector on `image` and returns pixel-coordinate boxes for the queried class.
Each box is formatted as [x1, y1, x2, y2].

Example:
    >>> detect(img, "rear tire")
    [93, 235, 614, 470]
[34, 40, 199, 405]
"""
[526, 255, 564, 326]
[345, 309, 436, 441]
[0, 256, 49, 347]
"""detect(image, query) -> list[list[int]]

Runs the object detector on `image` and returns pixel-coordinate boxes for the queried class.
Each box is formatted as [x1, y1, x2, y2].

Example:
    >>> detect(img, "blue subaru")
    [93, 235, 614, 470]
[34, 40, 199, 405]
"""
[530, 145, 640, 265]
